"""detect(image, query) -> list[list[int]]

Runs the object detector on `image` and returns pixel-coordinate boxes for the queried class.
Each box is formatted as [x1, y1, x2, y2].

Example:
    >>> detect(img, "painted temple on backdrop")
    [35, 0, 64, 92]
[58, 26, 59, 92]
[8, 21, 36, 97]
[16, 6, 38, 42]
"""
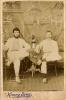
[3, 1, 64, 51]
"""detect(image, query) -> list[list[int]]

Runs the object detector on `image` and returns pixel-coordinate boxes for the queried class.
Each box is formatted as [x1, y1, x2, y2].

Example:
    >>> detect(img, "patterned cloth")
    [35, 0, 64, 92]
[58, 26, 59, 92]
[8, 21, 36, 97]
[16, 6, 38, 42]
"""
[29, 48, 42, 64]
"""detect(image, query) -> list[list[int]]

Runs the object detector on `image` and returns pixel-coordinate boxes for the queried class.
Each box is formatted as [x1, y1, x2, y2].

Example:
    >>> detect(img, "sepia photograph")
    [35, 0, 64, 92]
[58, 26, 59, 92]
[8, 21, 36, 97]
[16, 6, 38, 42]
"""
[2, 0, 64, 92]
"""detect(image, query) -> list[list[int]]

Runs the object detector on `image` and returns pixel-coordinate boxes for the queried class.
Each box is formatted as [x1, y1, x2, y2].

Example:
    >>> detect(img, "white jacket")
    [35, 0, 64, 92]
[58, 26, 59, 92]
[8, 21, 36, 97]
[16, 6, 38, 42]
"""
[4, 37, 31, 63]
[35, 39, 61, 61]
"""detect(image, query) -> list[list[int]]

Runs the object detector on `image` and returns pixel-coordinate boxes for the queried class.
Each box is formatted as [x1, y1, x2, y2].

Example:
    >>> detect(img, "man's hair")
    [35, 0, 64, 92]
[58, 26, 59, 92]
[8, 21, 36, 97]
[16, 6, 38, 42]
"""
[13, 27, 20, 33]
[46, 30, 52, 33]
[46, 30, 52, 36]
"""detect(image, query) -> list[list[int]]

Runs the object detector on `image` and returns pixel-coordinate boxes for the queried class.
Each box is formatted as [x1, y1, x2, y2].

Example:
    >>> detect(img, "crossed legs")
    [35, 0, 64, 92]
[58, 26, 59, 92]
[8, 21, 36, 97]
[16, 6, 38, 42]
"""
[41, 61, 47, 83]
[13, 59, 21, 83]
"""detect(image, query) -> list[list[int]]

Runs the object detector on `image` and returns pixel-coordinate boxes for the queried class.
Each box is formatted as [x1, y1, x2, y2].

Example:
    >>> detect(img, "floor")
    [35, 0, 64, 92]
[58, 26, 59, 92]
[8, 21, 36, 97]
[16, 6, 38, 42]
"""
[3, 69, 64, 91]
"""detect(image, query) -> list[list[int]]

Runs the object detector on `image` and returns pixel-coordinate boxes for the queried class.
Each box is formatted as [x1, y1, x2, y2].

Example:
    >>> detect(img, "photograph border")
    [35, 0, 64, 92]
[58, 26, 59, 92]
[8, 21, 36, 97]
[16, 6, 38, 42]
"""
[0, 0, 66, 100]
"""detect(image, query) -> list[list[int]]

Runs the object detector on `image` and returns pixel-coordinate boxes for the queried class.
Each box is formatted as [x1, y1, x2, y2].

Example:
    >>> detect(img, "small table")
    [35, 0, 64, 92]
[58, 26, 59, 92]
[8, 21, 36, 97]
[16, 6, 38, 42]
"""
[29, 49, 41, 77]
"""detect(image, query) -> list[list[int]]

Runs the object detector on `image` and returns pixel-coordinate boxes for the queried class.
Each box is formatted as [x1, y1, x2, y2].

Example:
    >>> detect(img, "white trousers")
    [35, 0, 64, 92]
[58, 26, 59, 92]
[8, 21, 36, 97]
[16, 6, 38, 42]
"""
[41, 61, 47, 74]
[13, 59, 20, 77]
[7, 50, 29, 77]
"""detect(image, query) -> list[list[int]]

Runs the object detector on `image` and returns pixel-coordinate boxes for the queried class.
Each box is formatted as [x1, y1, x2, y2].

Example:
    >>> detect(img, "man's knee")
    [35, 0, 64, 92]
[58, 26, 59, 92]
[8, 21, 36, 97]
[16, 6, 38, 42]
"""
[37, 59, 42, 65]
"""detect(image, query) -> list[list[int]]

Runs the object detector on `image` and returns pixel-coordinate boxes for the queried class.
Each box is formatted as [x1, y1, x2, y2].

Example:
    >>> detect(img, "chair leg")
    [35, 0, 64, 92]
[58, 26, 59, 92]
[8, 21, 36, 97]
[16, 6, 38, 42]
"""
[55, 64, 57, 76]
[31, 63, 35, 77]
[32, 71, 34, 77]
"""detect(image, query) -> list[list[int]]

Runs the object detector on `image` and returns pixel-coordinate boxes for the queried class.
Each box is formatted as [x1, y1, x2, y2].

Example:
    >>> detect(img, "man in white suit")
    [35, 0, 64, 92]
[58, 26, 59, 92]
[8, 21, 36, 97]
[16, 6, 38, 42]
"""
[35, 31, 61, 83]
[4, 27, 30, 83]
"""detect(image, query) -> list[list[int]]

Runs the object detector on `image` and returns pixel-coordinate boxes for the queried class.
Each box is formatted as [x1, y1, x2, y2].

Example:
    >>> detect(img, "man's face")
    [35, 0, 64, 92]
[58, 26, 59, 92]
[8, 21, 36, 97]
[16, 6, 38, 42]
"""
[46, 32, 52, 39]
[14, 31, 20, 38]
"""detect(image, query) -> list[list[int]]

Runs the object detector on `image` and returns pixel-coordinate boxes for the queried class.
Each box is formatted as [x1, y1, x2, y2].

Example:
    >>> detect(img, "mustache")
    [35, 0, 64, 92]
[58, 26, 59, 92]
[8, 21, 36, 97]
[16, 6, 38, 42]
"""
[14, 35, 20, 38]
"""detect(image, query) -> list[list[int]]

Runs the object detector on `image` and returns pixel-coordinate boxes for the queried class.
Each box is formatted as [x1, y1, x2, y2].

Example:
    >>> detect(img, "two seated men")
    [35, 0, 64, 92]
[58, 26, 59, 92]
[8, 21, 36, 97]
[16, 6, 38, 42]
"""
[4, 27, 61, 83]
